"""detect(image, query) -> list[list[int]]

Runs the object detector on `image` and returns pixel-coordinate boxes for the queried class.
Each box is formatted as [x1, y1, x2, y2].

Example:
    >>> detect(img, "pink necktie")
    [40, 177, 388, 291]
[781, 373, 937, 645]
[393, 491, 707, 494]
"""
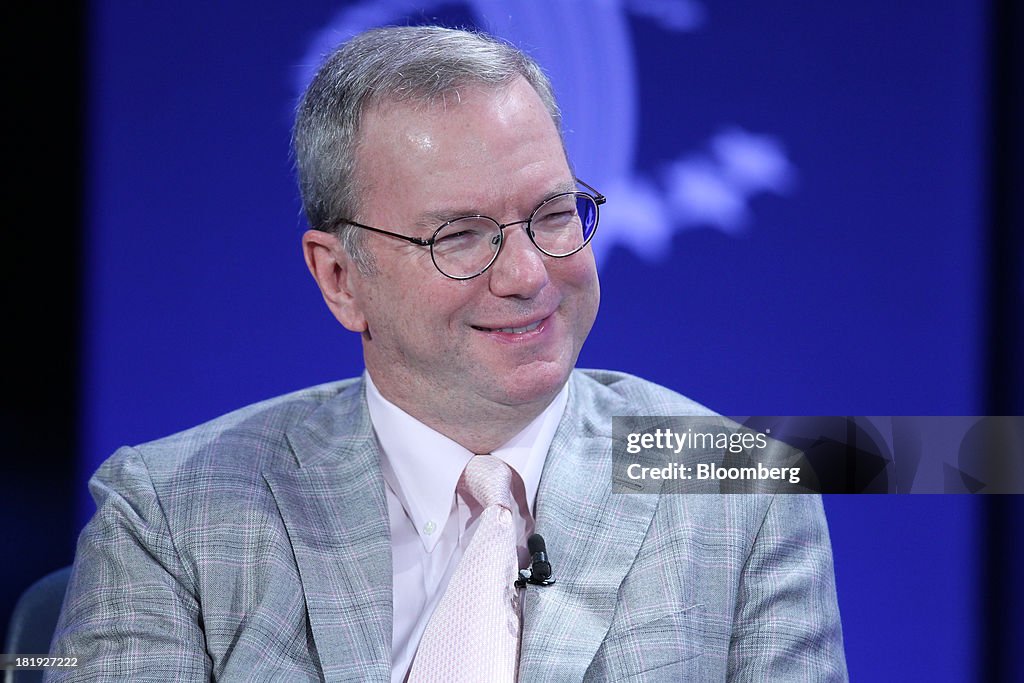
[408, 455, 520, 682]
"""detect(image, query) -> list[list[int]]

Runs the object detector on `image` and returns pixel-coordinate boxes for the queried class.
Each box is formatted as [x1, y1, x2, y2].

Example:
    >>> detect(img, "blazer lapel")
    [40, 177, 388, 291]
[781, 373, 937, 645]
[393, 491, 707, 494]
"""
[519, 373, 664, 681]
[263, 380, 392, 682]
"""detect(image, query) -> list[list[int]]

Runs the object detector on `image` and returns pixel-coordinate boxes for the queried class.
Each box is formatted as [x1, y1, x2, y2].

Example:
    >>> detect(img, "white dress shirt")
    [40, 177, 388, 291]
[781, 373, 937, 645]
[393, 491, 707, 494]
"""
[363, 373, 568, 683]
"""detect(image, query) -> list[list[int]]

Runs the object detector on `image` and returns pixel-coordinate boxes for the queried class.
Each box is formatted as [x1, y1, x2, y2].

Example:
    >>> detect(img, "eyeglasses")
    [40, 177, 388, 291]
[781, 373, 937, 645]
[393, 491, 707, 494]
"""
[328, 178, 605, 280]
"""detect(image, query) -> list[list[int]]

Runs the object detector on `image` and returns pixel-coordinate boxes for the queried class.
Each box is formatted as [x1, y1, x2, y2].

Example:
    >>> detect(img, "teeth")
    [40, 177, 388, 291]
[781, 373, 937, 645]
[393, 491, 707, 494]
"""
[495, 320, 542, 334]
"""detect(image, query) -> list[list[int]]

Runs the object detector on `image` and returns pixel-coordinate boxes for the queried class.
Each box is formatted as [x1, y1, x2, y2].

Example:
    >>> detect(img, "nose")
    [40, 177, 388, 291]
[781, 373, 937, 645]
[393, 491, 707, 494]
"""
[487, 224, 549, 298]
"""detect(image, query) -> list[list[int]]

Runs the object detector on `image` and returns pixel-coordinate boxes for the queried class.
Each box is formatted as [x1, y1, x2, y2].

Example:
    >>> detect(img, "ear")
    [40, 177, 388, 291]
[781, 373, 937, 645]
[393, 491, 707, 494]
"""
[302, 229, 369, 333]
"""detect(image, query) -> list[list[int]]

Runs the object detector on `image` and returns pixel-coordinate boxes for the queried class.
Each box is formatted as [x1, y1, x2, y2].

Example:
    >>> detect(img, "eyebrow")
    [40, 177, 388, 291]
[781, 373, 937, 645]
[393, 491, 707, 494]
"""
[414, 180, 579, 228]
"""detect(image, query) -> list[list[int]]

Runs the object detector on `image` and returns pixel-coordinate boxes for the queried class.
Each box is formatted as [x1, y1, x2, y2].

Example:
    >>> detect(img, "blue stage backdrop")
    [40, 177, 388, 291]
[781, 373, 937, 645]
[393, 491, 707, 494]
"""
[84, 2, 987, 679]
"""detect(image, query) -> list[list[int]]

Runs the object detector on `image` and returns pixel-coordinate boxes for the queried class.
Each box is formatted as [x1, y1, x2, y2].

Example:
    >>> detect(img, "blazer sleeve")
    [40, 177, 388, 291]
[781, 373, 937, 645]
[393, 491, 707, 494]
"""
[46, 447, 212, 681]
[727, 494, 848, 681]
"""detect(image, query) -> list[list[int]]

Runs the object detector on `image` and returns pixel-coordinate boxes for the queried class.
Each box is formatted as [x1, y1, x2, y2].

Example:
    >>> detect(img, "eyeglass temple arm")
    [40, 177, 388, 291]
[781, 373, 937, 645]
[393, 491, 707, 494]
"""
[338, 220, 433, 247]
[575, 177, 606, 205]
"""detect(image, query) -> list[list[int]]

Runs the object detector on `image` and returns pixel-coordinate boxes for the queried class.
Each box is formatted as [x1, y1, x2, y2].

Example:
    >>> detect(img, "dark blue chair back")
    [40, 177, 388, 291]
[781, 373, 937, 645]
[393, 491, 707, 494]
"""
[3, 567, 72, 683]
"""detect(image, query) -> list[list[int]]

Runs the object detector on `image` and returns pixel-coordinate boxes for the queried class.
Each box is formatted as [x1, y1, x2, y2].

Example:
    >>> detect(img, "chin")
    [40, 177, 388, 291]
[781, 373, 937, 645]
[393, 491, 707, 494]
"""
[494, 360, 573, 406]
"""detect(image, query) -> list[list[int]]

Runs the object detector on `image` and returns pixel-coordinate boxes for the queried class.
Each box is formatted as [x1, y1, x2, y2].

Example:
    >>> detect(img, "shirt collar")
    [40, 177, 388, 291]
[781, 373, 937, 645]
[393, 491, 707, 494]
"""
[364, 372, 569, 552]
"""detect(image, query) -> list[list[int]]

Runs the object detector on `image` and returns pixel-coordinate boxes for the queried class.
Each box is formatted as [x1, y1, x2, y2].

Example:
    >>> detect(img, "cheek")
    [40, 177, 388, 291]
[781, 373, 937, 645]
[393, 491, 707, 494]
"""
[564, 262, 601, 339]
[558, 256, 600, 304]
[382, 278, 476, 337]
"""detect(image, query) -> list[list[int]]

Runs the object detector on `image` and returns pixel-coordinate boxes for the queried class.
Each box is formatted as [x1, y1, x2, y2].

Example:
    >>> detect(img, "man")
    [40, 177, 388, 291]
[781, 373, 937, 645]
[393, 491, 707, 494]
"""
[50, 26, 846, 681]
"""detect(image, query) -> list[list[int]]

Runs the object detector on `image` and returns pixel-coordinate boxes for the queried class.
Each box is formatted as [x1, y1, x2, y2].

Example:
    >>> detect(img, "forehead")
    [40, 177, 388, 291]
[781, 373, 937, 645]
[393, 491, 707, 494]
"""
[353, 78, 570, 217]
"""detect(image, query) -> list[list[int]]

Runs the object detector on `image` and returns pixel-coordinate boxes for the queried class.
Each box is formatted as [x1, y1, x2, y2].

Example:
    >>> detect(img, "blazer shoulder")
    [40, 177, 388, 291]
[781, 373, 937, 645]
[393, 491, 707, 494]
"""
[572, 368, 715, 418]
[103, 378, 364, 483]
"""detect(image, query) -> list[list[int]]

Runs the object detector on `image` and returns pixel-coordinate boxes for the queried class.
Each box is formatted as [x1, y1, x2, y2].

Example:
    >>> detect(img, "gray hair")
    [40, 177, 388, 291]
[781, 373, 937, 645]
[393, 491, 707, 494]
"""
[292, 25, 562, 270]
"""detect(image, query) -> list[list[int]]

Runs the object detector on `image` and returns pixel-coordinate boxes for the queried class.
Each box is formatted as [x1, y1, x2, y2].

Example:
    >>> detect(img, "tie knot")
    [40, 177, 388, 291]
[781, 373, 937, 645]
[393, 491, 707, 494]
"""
[461, 455, 514, 510]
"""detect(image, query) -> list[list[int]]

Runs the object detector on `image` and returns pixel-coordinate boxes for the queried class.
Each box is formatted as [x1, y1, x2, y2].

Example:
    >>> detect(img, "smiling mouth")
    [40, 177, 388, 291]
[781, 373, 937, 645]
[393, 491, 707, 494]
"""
[473, 319, 544, 334]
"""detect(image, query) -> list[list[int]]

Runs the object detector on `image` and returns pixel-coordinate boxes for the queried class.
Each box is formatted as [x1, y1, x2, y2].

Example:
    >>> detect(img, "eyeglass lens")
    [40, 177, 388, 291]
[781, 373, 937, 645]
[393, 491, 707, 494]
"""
[431, 193, 598, 279]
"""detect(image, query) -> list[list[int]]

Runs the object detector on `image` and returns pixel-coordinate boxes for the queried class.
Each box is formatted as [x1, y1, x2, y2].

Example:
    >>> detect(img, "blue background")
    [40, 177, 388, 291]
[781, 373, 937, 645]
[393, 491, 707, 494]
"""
[4, 1, 1020, 680]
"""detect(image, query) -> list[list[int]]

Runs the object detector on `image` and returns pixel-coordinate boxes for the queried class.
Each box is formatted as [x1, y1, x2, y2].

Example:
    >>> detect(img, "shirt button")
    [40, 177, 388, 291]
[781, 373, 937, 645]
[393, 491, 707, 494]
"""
[423, 520, 437, 535]
[500, 508, 512, 524]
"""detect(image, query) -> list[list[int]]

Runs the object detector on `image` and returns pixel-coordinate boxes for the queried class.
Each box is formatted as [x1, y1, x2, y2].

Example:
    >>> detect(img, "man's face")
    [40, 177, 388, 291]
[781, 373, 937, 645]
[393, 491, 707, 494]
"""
[341, 77, 600, 422]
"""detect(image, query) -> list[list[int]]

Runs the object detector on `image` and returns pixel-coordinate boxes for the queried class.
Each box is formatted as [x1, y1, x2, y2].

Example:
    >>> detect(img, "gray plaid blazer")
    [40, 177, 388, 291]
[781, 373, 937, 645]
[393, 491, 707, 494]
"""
[48, 370, 847, 681]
